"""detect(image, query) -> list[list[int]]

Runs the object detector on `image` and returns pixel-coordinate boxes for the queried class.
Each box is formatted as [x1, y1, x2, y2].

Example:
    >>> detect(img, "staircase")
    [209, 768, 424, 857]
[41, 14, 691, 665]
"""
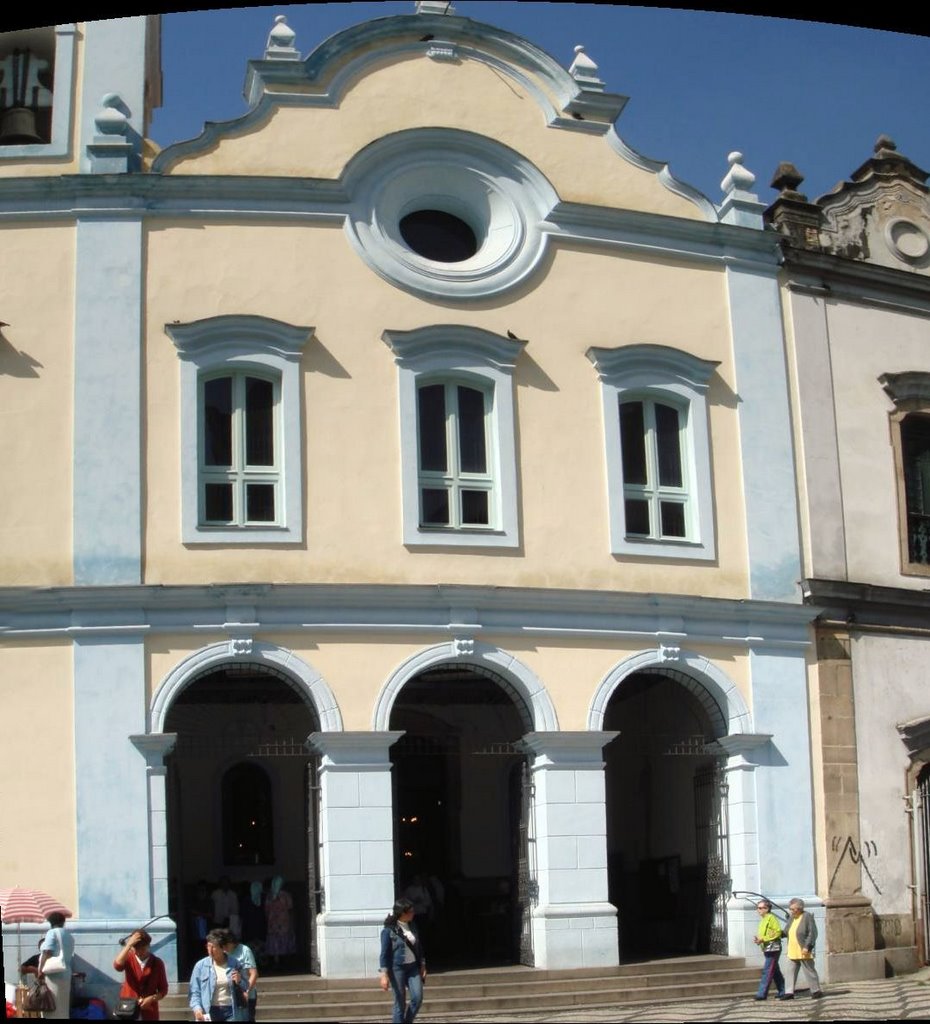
[160, 955, 759, 1020]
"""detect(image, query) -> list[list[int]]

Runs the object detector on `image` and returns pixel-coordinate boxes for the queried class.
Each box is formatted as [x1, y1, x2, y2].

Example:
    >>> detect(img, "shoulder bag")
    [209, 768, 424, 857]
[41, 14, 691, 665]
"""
[113, 995, 141, 1019]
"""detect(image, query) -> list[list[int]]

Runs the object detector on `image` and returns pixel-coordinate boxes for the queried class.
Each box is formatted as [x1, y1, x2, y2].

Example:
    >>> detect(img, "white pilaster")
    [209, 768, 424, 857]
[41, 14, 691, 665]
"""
[522, 732, 619, 969]
[307, 731, 403, 977]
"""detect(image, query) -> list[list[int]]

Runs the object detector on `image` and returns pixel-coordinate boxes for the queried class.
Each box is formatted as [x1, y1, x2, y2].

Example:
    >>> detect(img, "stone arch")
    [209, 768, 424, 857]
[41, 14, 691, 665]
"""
[373, 640, 558, 732]
[587, 647, 751, 735]
[150, 639, 343, 733]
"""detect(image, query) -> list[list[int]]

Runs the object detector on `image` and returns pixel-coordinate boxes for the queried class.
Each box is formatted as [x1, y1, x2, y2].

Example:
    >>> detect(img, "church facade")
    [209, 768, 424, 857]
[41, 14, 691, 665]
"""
[1, 6, 820, 984]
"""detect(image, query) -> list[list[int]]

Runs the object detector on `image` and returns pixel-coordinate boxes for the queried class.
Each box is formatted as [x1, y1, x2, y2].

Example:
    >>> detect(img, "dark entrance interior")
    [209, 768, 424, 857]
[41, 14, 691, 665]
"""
[164, 663, 320, 975]
[604, 669, 728, 959]
[389, 665, 529, 968]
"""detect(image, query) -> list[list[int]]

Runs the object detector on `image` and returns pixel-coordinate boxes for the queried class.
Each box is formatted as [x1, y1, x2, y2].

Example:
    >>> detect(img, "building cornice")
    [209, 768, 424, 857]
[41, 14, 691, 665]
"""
[0, 582, 815, 648]
[781, 246, 930, 314]
[802, 577, 930, 631]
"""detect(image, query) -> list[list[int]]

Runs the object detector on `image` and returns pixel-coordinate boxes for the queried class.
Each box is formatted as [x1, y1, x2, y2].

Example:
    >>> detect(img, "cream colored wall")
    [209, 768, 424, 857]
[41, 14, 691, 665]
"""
[143, 222, 748, 595]
[149, 633, 751, 734]
[826, 300, 930, 588]
[164, 54, 704, 221]
[0, 223, 74, 584]
[0, 642, 76, 907]
[0, 26, 84, 179]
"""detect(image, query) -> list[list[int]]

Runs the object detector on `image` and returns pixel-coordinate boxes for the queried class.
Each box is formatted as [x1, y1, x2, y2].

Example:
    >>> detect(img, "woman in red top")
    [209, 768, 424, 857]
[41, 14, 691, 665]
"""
[113, 929, 169, 1020]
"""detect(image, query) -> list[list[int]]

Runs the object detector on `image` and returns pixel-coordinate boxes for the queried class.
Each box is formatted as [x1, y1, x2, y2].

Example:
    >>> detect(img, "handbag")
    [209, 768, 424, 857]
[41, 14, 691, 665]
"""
[113, 995, 141, 1019]
[42, 954, 67, 974]
[762, 939, 782, 953]
[23, 980, 56, 1013]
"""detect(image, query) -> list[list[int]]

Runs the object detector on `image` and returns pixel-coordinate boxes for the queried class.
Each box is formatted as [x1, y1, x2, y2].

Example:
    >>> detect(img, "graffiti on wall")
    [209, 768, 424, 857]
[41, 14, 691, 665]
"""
[830, 835, 882, 894]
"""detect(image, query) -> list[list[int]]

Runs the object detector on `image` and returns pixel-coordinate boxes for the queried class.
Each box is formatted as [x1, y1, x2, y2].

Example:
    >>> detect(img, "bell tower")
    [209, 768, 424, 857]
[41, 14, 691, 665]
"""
[0, 17, 160, 172]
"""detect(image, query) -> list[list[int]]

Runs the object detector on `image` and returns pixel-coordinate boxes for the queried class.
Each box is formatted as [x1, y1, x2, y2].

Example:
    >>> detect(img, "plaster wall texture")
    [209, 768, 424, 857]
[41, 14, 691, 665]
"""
[850, 631, 928, 917]
[164, 55, 704, 222]
[147, 634, 751, 734]
[826, 299, 930, 587]
[142, 224, 748, 593]
[0, 224, 75, 585]
[0, 641, 77, 907]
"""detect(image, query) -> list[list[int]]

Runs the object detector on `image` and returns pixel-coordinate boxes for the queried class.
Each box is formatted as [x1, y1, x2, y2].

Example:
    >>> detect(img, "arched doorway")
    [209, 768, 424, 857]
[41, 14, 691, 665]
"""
[388, 664, 532, 968]
[164, 661, 321, 974]
[604, 667, 729, 959]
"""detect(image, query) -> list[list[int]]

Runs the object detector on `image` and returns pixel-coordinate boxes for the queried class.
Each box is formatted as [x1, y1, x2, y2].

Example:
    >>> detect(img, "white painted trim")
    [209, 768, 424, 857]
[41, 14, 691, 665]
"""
[150, 640, 342, 733]
[373, 640, 558, 732]
[587, 646, 752, 734]
[383, 325, 523, 548]
[587, 344, 718, 560]
[166, 315, 312, 544]
[344, 128, 559, 301]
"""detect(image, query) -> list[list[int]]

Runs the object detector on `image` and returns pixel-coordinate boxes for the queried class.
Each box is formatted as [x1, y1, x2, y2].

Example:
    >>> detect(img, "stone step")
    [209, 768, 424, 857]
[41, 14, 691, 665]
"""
[160, 957, 759, 1020]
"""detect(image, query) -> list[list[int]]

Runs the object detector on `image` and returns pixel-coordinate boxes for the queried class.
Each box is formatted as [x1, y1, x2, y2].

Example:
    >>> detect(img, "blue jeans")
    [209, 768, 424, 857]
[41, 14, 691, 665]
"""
[756, 952, 785, 998]
[387, 963, 423, 1023]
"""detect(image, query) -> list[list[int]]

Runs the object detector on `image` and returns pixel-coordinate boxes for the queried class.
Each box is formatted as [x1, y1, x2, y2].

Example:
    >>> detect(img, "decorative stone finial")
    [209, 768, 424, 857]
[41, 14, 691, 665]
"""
[95, 93, 129, 137]
[875, 134, 897, 153]
[568, 44, 606, 92]
[770, 161, 805, 196]
[416, 1, 456, 13]
[718, 151, 765, 228]
[265, 14, 300, 61]
[721, 151, 757, 195]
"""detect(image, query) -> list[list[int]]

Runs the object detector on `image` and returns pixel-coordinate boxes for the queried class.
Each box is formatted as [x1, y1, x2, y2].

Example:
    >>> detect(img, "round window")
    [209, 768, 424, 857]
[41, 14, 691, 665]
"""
[399, 209, 479, 263]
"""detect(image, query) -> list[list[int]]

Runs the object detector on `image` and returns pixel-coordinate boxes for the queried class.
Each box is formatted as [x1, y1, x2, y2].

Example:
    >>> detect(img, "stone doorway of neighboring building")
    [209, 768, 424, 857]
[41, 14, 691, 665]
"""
[604, 668, 729, 960]
[163, 662, 321, 976]
[388, 665, 531, 969]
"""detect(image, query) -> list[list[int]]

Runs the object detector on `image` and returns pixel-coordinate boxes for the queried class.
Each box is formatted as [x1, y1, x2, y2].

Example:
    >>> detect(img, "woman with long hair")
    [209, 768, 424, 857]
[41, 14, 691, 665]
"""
[378, 898, 426, 1024]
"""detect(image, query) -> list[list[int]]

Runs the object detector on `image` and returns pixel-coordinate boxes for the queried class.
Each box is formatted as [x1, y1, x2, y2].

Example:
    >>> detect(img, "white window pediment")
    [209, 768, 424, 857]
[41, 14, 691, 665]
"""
[383, 325, 524, 548]
[167, 315, 312, 544]
[587, 344, 718, 560]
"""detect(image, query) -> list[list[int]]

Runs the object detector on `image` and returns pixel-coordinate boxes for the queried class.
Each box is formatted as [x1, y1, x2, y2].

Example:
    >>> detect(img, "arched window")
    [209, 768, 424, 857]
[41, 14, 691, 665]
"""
[222, 762, 274, 866]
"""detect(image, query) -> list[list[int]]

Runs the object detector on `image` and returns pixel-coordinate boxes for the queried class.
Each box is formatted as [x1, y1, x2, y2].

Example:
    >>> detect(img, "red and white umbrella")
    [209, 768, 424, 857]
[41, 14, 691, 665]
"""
[0, 886, 72, 967]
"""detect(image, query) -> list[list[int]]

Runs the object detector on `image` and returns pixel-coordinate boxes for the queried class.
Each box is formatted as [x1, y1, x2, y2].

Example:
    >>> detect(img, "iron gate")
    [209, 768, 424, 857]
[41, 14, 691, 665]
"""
[516, 759, 537, 965]
[694, 761, 730, 955]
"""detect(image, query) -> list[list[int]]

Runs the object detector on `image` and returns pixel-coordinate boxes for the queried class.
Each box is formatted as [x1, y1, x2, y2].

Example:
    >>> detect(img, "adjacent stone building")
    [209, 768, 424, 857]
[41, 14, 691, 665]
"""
[768, 135, 930, 979]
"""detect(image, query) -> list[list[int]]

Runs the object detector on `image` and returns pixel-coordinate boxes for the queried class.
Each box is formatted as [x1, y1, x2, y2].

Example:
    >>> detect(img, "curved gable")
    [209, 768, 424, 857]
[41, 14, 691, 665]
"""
[154, 12, 713, 221]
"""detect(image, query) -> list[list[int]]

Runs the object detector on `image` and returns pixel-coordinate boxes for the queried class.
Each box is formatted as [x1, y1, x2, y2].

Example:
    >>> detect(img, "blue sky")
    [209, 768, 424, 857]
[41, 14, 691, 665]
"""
[147, 3, 930, 207]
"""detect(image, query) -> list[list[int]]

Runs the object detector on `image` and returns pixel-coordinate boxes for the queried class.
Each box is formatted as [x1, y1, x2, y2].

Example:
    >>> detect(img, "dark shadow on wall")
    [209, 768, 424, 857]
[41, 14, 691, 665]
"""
[0, 327, 42, 377]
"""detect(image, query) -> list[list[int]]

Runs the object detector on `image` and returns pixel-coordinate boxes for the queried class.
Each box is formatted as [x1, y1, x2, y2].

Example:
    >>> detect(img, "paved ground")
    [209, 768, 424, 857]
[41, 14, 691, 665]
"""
[418, 969, 930, 1022]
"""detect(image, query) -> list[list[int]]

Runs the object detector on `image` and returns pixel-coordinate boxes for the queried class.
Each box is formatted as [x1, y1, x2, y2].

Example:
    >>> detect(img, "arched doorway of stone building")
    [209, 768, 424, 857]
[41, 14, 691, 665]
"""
[388, 664, 534, 969]
[604, 667, 729, 960]
[163, 662, 321, 975]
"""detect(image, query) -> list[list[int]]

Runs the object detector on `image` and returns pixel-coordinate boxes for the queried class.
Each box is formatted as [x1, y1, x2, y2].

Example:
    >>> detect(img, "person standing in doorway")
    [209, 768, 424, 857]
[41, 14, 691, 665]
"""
[263, 876, 295, 967]
[752, 900, 786, 1001]
[378, 898, 426, 1024]
[224, 932, 260, 1021]
[781, 898, 823, 1000]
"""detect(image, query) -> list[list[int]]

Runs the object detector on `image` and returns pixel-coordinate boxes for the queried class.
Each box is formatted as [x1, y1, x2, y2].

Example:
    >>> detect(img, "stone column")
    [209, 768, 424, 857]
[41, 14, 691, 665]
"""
[522, 732, 619, 969]
[307, 731, 403, 977]
[815, 628, 882, 981]
[714, 733, 768, 961]
[130, 732, 178, 981]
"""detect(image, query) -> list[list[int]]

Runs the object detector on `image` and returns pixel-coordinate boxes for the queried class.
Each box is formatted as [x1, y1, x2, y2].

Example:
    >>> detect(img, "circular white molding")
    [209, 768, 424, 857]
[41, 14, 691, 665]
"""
[885, 217, 930, 263]
[344, 128, 558, 301]
[150, 640, 343, 733]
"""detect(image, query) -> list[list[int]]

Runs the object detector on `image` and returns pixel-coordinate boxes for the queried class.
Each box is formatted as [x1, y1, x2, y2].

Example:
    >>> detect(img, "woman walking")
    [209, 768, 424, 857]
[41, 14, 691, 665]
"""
[752, 899, 786, 1000]
[782, 898, 823, 1000]
[379, 898, 426, 1024]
